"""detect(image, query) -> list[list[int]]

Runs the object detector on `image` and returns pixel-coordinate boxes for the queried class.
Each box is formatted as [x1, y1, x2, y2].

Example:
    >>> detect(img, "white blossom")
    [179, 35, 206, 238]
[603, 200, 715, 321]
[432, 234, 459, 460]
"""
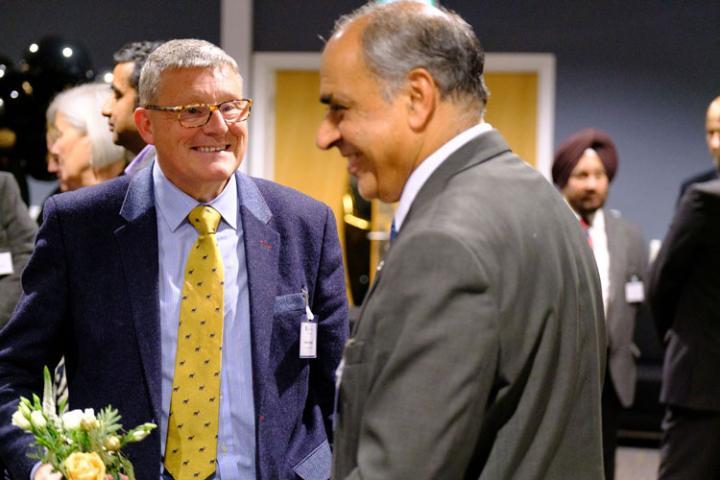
[61, 409, 84, 431]
[11, 409, 31, 430]
[104, 435, 121, 451]
[30, 410, 47, 429]
[80, 408, 99, 430]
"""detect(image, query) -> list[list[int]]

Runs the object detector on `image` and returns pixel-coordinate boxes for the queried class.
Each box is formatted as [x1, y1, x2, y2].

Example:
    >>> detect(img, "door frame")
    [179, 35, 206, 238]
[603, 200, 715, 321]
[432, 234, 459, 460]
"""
[249, 52, 555, 180]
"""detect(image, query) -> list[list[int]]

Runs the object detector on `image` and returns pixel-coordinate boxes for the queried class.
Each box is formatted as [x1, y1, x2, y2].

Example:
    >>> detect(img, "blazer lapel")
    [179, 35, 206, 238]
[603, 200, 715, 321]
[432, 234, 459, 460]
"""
[605, 210, 627, 317]
[236, 173, 279, 412]
[115, 168, 162, 423]
[405, 130, 511, 226]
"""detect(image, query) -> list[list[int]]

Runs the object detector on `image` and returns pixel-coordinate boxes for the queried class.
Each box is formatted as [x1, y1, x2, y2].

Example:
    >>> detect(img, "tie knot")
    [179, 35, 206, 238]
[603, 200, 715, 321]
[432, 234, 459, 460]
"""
[188, 205, 221, 235]
[390, 219, 398, 243]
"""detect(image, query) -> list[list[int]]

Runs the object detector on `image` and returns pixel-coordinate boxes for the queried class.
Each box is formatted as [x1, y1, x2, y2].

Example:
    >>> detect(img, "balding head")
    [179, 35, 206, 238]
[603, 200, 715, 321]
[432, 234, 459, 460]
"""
[330, 0, 487, 113]
[707, 96, 720, 166]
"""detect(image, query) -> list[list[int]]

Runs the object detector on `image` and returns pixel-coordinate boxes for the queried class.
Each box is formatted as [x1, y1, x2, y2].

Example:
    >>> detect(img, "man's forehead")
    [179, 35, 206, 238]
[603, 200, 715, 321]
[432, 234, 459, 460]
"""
[112, 62, 135, 88]
[707, 107, 720, 127]
[155, 66, 243, 102]
[321, 28, 369, 88]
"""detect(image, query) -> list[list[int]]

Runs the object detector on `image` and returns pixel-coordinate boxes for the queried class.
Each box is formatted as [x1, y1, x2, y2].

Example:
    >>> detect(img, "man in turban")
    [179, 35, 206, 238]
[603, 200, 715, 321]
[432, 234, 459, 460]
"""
[553, 128, 648, 480]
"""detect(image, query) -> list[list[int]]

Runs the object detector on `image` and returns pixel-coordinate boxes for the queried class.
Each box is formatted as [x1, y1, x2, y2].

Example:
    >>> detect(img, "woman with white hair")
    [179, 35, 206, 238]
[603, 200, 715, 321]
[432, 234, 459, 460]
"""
[46, 83, 128, 191]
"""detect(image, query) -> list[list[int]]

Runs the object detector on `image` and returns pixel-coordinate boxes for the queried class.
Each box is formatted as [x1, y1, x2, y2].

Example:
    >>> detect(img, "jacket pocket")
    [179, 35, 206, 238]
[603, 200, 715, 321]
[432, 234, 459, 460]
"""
[292, 439, 332, 480]
[274, 292, 305, 314]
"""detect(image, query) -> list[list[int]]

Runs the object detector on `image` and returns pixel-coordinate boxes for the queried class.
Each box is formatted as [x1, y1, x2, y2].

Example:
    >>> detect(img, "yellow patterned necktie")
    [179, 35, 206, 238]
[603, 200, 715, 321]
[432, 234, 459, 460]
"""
[165, 205, 224, 480]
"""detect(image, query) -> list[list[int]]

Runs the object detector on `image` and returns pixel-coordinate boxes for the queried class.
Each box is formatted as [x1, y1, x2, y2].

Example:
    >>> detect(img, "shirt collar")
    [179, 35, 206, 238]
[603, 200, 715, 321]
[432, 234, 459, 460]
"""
[568, 204, 604, 230]
[152, 162, 238, 232]
[394, 122, 493, 231]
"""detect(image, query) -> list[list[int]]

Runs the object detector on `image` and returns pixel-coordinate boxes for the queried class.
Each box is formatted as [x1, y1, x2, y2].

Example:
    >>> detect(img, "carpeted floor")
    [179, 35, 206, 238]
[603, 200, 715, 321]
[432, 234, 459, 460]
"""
[616, 447, 660, 480]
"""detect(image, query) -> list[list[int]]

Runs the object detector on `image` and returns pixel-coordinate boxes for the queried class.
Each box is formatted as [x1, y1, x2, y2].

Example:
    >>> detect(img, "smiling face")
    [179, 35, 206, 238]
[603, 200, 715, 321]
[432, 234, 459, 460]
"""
[315, 22, 416, 203]
[135, 66, 247, 201]
[101, 62, 145, 154]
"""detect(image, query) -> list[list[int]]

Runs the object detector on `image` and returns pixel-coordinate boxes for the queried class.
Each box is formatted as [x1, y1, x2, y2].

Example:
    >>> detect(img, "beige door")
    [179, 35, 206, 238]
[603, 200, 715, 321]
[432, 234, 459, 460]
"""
[272, 70, 539, 302]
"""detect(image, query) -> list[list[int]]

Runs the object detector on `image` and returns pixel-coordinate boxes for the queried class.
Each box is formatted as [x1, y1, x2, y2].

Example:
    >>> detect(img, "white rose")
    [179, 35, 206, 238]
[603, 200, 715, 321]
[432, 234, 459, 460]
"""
[62, 409, 84, 431]
[80, 408, 99, 431]
[30, 410, 47, 429]
[11, 409, 31, 430]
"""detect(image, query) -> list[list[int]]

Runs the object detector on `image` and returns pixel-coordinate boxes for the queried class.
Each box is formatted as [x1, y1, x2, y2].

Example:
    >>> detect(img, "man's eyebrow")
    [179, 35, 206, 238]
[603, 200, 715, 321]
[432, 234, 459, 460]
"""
[110, 84, 122, 94]
[320, 94, 333, 105]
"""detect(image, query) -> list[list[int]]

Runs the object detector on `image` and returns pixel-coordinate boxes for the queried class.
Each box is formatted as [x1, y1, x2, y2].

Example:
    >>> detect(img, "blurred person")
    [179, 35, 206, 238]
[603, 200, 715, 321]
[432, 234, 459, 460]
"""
[316, 2, 605, 478]
[0, 172, 36, 329]
[553, 128, 648, 480]
[649, 182, 720, 477]
[0, 39, 347, 480]
[102, 41, 162, 175]
[46, 82, 127, 192]
[677, 96, 720, 201]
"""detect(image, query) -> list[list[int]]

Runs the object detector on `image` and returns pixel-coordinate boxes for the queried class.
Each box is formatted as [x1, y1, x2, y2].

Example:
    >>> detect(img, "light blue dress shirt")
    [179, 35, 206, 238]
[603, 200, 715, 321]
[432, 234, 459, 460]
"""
[153, 163, 256, 479]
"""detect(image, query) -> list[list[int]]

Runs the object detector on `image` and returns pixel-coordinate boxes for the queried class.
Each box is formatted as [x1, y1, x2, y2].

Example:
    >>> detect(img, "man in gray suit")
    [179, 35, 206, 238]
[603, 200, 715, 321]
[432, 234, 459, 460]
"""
[649, 178, 720, 479]
[553, 128, 648, 480]
[0, 172, 36, 328]
[316, 2, 606, 478]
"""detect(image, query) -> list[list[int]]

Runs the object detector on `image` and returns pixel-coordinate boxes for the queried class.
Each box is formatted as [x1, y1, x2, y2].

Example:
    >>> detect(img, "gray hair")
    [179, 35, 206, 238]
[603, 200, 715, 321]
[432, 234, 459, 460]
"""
[333, 1, 488, 110]
[138, 39, 240, 105]
[46, 83, 127, 169]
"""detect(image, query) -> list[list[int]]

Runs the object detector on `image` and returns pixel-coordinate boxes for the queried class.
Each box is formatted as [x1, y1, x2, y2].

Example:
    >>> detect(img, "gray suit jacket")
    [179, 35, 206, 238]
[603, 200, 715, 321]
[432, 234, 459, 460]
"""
[649, 179, 720, 411]
[0, 172, 36, 328]
[333, 131, 606, 479]
[604, 210, 647, 407]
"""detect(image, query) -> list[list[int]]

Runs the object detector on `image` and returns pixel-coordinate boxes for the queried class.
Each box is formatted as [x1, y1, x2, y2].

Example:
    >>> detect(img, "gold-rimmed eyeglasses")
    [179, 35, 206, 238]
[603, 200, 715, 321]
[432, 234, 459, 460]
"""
[143, 98, 253, 128]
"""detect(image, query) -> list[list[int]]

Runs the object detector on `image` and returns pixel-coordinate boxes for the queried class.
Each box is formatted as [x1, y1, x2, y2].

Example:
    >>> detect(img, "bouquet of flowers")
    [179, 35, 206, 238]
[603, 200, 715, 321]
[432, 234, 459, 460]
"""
[11, 366, 156, 480]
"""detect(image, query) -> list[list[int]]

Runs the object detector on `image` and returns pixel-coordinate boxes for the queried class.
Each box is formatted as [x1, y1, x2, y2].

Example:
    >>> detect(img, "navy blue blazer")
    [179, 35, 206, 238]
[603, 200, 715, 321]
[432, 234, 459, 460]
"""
[0, 167, 348, 479]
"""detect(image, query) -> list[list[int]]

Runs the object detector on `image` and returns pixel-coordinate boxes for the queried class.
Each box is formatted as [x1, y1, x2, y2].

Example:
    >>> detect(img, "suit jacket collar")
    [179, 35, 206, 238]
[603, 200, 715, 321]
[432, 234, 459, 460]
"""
[604, 209, 627, 312]
[236, 172, 279, 418]
[403, 130, 511, 235]
[237, 171, 272, 223]
[357, 131, 511, 327]
[115, 166, 162, 423]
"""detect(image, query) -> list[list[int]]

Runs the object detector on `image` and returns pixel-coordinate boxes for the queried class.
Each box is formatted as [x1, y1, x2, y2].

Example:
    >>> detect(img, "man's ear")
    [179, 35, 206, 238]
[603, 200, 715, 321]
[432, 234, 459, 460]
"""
[405, 68, 436, 131]
[134, 108, 155, 145]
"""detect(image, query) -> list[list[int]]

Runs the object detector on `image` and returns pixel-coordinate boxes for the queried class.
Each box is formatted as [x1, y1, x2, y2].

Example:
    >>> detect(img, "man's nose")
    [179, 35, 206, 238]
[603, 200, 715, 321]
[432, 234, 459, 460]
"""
[316, 118, 340, 150]
[710, 132, 720, 149]
[584, 176, 599, 191]
[202, 109, 229, 134]
[101, 97, 113, 118]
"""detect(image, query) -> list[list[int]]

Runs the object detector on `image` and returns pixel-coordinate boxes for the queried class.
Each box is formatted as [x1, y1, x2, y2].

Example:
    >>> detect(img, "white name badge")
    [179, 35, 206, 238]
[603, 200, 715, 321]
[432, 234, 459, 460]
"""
[625, 279, 645, 303]
[300, 321, 318, 358]
[0, 252, 14, 276]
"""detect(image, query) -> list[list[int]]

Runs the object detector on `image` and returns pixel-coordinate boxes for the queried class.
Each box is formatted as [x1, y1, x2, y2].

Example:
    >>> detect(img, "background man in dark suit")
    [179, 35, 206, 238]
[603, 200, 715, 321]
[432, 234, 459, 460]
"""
[0, 39, 347, 479]
[649, 178, 720, 479]
[0, 172, 36, 328]
[553, 128, 648, 480]
[677, 96, 720, 201]
[316, 2, 606, 478]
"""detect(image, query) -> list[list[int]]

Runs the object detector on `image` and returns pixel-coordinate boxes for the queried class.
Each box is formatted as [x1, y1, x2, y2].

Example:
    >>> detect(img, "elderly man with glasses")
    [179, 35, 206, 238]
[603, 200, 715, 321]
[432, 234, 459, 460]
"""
[0, 39, 348, 480]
